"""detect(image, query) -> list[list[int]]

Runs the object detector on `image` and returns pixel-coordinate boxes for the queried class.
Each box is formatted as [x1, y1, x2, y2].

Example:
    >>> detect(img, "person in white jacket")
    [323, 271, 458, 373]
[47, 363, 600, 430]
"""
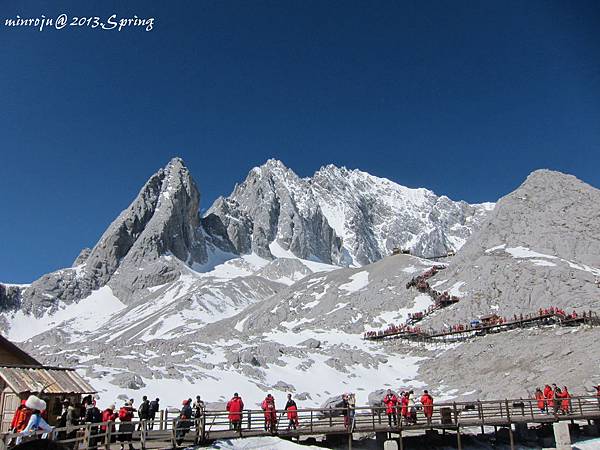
[17, 395, 53, 444]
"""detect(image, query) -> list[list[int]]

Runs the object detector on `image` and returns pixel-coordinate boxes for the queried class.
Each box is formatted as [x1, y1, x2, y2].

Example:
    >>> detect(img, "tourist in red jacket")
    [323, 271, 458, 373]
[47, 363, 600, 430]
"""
[383, 390, 398, 427]
[420, 390, 434, 425]
[400, 393, 410, 423]
[543, 385, 554, 414]
[261, 394, 277, 433]
[101, 404, 118, 443]
[118, 400, 136, 450]
[559, 386, 571, 414]
[226, 393, 244, 431]
[10, 400, 31, 433]
[534, 388, 545, 413]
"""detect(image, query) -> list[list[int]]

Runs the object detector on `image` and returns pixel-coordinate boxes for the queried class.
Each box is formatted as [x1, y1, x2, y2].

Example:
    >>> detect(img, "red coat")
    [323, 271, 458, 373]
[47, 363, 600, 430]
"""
[101, 409, 118, 432]
[261, 399, 277, 422]
[383, 394, 398, 414]
[420, 394, 433, 417]
[286, 404, 298, 421]
[558, 390, 570, 411]
[544, 387, 554, 407]
[118, 406, 135, 422]
[535, 391, 545, 410]
[400, 396, 409, 417]
[227, 397, 244, 422]
[11, 404, 31, 432]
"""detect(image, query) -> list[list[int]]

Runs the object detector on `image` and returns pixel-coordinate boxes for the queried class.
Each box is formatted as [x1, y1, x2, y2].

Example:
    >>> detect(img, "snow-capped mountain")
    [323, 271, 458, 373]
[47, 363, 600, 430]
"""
[2, 159, 599, 411]
[0, 156, 498, 408]
[205, 159, 494, 266]
[1, 157, 491, 331]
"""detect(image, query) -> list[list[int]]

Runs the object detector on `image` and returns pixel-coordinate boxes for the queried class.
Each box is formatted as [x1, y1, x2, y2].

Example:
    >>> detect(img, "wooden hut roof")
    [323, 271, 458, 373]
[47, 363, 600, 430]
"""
[0, 366, 96, 395]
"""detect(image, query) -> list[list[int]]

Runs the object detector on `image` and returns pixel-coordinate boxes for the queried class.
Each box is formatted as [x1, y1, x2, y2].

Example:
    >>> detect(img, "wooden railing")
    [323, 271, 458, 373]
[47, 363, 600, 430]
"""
[2, 396, 599, 449]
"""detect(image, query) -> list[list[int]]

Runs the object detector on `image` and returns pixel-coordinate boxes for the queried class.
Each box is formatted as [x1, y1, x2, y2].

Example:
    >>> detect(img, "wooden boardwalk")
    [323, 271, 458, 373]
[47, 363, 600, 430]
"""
[366, 311, 600, 342]
[2, 395, 599, 449]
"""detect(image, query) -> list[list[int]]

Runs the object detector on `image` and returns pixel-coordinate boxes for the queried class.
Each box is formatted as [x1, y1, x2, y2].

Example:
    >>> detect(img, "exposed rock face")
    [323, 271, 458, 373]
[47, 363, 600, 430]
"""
[206, 160, 493, 267]
[0, 284, 21, 313]
[311, 165, 495, 265]
[204, 160, 344, 264]
[423, 169, 600, 328]
[17, 158, 209, 315]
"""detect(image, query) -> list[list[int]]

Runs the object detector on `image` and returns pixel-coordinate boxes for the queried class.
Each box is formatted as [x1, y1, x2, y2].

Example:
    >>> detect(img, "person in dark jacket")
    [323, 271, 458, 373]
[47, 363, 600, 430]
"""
[148, 398, 160, 430]
[84, 403, 102, 448]
[57, 402, 78, 448]
[176, 399, 193, 445]
[284, 394, 299, 430]
[137, 396, 150, 430]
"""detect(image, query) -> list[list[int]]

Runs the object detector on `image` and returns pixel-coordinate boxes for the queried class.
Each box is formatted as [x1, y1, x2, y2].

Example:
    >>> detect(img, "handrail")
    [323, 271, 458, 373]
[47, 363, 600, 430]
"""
[1, 396, 599, 449]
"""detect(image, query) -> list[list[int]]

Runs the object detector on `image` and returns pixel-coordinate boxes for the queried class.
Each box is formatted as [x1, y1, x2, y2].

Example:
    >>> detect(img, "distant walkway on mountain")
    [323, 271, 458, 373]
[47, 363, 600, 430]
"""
[365, 308, 600, 342]
[364, 267, 600, 342]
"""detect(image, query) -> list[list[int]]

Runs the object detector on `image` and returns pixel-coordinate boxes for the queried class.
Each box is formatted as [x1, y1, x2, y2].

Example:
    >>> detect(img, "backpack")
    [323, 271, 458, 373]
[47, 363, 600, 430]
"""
[139, 401, 149, 416]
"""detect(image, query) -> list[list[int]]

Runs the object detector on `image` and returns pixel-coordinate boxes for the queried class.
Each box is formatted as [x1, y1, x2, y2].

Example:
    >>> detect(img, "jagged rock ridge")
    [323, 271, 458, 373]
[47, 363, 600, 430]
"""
[205, 159, 494, 266]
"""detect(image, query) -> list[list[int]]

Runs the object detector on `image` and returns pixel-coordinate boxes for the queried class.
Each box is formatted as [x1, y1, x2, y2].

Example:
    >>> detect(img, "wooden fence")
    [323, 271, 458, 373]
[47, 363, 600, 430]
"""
[2, 395, 599, 449]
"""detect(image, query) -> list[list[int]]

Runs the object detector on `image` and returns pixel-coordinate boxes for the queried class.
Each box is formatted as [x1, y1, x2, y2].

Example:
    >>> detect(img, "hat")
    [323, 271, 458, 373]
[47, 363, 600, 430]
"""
[25, 395, 46, 411]
[183, 399, 190, 405]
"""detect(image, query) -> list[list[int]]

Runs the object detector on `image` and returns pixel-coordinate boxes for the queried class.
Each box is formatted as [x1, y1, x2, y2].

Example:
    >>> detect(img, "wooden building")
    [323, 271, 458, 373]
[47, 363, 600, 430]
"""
[0, 335, 96, 431]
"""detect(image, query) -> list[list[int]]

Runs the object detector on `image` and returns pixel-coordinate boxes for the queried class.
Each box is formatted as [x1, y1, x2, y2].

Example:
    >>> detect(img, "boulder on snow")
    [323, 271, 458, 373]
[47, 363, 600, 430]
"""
[319, 395, 347, 417]
[111, 373, 146, 390]
[299, 338, 321, 349]
[272, 381, 295, 392]
[295, 392, 312, 401]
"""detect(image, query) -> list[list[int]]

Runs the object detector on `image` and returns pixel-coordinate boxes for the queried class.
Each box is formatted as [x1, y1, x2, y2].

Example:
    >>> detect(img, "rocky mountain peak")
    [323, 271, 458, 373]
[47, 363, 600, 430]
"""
[19, 158, 209, 315]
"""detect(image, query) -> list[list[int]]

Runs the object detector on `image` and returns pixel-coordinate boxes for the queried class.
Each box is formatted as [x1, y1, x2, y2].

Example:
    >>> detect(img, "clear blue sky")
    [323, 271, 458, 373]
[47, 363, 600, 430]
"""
[1, 0, 599, 283]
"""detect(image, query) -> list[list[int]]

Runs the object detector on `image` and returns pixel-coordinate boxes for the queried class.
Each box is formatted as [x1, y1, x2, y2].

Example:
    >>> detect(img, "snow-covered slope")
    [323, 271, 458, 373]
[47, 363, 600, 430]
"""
[22, 254, 437, 410]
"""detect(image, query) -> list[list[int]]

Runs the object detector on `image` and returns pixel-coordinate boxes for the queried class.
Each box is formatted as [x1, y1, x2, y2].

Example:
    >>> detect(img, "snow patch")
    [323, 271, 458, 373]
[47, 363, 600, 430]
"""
[7, 286, 125, 342]
[339, 271, 369, 293]
[505, 246, 557, 259]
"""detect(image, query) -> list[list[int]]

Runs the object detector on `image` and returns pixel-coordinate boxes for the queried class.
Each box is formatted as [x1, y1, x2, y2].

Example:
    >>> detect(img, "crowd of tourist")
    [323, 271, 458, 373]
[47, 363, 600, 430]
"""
[8, 384, 600, 447]
[365, 306, 594, 340]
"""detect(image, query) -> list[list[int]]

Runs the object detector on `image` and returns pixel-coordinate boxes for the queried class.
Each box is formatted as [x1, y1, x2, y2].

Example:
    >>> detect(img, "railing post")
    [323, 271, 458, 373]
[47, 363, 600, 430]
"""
[578, 397, 584, 416]
[478, 400, 485, 435]
[140, 419, 146, 450]
[82, 423, 91, 449]
[452, 402, 458, 425]
[171, 419, 177, 448]
[105, 421, 112, 450]
[529, 398, 534, 419]
[247, 410, 251, 430]
[310, 410, 313, 432]
[194, 417, 200, 444]
[160, 409, 165, 431]
[329, 406, 333, 427]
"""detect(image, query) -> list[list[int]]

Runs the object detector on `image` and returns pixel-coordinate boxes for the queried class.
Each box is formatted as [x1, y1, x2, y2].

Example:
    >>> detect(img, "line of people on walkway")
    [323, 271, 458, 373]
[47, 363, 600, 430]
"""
[366, 306, 597, 340]
[226, 393, 300, 433]
[535, 384, 572, 415]
[383, 389, 434, 427]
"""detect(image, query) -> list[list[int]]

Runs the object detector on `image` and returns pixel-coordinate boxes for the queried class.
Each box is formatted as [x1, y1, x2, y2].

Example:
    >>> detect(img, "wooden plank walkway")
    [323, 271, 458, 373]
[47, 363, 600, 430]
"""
[366, 311, 600, 342]
[2, 396, 599, 449]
